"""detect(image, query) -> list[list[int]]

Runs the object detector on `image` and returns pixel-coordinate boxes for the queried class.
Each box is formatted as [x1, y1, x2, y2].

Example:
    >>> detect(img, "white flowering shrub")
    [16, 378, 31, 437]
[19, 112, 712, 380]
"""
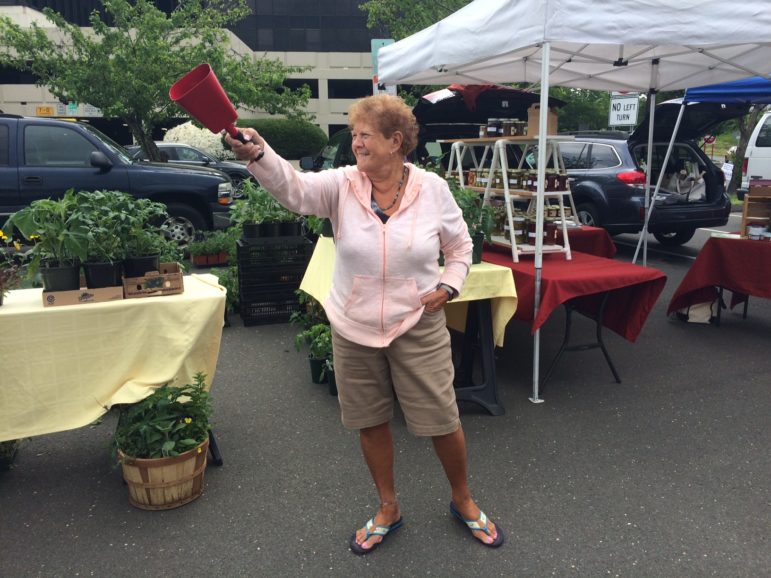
[163, 122, 235, 159]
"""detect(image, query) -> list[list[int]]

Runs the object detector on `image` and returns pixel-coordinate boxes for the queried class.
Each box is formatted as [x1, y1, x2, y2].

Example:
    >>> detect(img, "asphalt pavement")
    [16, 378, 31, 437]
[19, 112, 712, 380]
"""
[1, 237, 769, 577]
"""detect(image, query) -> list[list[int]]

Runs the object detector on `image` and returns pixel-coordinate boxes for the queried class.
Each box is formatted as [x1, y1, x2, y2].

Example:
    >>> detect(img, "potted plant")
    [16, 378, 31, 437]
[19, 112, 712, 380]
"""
[76, 190, 136, 288]
[188, 229, 236, 267]
[210, 264, 239, 326]
[228, 181, 267, 239]
[294, 322, 333, 384]
[2, 190, 89, 290]
[123, 198, 169, 277]
[112, 371, 213, 510]
[450, 184, 495, 264]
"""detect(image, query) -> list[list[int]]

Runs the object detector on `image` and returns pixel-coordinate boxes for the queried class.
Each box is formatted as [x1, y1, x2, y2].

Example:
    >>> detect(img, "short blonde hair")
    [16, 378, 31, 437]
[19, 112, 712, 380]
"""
[348, 94, 418, 156]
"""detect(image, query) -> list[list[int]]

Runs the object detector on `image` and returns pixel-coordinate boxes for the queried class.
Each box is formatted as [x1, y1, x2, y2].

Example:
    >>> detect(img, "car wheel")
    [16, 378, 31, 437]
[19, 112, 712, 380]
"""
[653, 228, 696, 246]
[576, 202, 600, 227]
[161, 203, 206, 246]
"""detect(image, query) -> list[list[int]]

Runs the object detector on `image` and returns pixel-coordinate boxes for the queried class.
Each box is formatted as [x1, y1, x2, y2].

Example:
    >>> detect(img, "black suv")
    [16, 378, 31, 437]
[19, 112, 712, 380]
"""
[561, 101, 749, 245]
[0, 114, 234, 244]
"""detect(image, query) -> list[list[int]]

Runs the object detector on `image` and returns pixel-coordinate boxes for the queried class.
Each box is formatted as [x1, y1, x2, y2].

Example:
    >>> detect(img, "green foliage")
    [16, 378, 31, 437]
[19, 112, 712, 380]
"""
[294, 322, 333, 361]
[228, 181, 300, 226]
[210, 264, 239, 313]
[187, 228, 238, 258]
[124, 198, 169, 257]
[289, 289, 328, 329]
[360, 0, 469, 40]
[0, 247, 25, 298]
[2, 189, 89, 271]
[76, 190, 137, 263]
[449, 184, 495, 242]
[235, 118, 328, 159]
[113, 372, 212, 460]
[550, 87, 612, 132]
[0, 0, 310, 162]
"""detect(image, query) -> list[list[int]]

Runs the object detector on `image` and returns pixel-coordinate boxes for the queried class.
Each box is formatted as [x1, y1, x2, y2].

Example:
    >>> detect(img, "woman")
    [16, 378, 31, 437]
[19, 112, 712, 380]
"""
[226, 94, 503, 554]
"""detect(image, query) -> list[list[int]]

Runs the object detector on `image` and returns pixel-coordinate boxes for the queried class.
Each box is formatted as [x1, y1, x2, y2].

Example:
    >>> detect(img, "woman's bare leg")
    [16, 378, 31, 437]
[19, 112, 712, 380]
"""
[432, 426, 498, 544]
[354, 422, 402, 550]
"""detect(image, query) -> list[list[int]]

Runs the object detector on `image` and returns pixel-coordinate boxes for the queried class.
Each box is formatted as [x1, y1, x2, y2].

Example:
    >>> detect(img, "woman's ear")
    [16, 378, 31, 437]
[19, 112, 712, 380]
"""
[391, 130, 404, 153]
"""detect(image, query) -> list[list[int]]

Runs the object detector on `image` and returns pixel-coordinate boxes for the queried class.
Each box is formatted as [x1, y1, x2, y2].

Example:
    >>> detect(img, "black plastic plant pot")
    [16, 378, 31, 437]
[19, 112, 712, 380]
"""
[309, 357, 327, 384]
[124, 254, 160, 277]
[242, 222, 261, 240]
[280, 221, 302, 237]
[83, 261, 124, 288]
[41, 262, 81, 291]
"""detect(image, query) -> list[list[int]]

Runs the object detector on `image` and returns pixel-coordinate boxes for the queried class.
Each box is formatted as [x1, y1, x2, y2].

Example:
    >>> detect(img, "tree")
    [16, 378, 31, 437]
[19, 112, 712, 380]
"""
[360, 0, 468, 40]
[0, 0, 311, 161]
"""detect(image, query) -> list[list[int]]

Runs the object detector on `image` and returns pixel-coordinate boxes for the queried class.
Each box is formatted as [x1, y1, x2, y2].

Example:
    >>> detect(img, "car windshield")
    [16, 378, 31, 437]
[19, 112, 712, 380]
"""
[319, 130, 349, 169]
[82, 124, 133, 164]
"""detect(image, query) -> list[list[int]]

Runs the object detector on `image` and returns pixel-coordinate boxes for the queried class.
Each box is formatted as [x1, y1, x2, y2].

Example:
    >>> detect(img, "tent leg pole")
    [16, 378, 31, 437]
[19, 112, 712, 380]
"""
[530, 269, 545, 404]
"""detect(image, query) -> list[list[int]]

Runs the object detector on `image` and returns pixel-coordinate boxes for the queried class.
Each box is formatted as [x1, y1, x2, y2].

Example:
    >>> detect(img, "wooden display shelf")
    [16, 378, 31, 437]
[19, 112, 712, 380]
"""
[489, 235, 568, 256]
[741, 184, 771, 237]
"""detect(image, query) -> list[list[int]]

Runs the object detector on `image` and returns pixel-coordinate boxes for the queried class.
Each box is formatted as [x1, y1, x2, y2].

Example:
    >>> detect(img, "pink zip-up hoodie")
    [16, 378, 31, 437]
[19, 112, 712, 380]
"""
[247, 143, 472, 347]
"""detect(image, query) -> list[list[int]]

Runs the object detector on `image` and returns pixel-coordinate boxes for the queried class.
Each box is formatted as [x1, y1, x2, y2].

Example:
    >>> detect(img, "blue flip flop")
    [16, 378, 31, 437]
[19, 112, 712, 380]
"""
[450, 502, 505, 548]
[349, 516, 404, 555]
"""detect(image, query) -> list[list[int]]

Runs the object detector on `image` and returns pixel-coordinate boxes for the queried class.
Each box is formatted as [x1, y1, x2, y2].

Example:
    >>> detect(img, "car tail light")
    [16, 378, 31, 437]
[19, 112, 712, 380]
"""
[741, 157, 748, 179]
[616, 170, 647, 185]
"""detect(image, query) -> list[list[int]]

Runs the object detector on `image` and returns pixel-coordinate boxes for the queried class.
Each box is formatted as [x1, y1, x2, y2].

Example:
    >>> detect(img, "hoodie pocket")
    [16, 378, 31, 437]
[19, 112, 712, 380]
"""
[344, 275, 421, 331]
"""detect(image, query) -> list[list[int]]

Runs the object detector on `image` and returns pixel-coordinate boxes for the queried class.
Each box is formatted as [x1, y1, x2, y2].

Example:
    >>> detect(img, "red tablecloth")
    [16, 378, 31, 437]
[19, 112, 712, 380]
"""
[559, 225, 617, 258]
[483, 249, 667, 342]
[667, 237, 771, 315]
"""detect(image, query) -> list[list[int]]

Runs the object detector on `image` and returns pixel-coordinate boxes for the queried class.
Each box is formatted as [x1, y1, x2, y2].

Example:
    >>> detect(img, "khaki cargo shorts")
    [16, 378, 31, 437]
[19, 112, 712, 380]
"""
[331, 310, 460, 437]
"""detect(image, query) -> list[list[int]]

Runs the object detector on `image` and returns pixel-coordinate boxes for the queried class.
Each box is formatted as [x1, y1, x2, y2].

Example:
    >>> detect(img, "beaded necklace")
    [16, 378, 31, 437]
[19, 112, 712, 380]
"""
[372, 165, 408, 215]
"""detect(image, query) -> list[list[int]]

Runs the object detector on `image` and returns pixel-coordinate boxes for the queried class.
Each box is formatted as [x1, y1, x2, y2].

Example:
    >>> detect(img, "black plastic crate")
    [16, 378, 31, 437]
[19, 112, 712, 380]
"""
[240, 292, 301, 326]
[238, 265, 306, 298]
[237, 237, 313, 269]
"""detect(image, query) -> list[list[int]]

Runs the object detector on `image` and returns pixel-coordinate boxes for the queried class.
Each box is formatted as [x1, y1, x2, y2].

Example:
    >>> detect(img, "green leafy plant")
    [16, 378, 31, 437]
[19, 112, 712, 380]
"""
[294, 322, 333, 361]
[113, 372, 212, 460]
[2, 189, 89, 272]
[228, 182, 300, 227]
[289, 289, 328, 329]
[1, 231, 26, 299]
[450, 183, 495, 242]
[228, 181, 268, 228]
[188, 229, 237, 258]
[123, 198, 169, 257]
[210, 264, 239, 313]
[76, 190, 137, 263]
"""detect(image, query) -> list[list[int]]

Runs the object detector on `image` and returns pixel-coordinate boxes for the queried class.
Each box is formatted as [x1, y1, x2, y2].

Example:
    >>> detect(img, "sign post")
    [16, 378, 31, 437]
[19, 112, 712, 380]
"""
[609, 92, 639, 127]
[371, 39, 395, 95]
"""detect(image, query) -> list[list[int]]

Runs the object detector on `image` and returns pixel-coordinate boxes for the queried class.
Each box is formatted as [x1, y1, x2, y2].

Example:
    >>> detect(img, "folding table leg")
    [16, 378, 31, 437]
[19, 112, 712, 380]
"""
[541, 293, 621, 391]
[208, 429, 223, 466]
[453, 300, 505, 416]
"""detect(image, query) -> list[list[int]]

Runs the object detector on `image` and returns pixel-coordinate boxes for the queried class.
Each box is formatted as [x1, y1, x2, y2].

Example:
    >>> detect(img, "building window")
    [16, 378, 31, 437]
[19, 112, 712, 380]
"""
[328, 79, 372, 100]
[284, 79, 319, 99]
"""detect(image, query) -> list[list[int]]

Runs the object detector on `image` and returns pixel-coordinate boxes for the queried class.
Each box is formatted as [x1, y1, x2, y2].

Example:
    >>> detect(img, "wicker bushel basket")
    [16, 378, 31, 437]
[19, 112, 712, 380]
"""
[119, 438, 209, 510]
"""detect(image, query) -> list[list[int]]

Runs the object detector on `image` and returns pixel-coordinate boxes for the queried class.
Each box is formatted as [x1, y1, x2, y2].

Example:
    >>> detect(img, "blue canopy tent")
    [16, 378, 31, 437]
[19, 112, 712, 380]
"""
[683, 76, 771, 105]
[633, 77, 771, 264]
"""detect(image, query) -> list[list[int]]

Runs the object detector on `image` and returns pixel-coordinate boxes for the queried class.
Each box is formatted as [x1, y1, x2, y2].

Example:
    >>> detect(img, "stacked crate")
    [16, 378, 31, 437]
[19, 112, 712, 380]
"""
[237, 236, 313, 326]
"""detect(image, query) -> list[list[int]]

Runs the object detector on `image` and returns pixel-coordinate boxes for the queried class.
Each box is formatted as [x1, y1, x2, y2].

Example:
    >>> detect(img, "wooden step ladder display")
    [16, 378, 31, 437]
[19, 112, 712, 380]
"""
[445, 136, 579, 262]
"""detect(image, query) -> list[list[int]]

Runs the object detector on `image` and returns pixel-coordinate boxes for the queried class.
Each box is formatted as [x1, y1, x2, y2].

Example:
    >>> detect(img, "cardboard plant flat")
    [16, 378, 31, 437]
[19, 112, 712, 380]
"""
[42, 285, 124, 307]
[123, 263, 184, 299]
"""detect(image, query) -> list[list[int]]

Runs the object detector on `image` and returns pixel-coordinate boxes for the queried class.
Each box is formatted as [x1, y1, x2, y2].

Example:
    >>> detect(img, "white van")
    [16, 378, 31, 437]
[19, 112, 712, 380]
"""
[739, 110, 771, 196]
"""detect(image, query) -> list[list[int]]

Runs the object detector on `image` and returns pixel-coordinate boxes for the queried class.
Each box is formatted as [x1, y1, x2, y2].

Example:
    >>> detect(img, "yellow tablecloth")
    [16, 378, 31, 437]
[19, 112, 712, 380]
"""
[0, 274, 226, 442]
[300, 237, 518, 347]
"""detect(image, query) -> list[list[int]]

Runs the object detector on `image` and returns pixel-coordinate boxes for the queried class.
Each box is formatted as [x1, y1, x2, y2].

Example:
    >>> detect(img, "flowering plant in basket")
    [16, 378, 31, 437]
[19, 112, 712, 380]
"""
[113, 372, 212, 460]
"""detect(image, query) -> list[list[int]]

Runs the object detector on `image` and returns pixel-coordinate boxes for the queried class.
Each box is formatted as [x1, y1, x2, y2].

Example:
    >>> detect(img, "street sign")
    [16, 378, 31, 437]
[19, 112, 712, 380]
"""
[35, 106, 54, 117]
[609, 94, 639, 126]
[371, 39, 396, 95]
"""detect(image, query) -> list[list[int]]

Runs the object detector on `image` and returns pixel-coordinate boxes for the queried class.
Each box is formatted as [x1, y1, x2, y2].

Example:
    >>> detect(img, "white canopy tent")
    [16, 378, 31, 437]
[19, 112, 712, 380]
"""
[377, 0, 771, 402]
